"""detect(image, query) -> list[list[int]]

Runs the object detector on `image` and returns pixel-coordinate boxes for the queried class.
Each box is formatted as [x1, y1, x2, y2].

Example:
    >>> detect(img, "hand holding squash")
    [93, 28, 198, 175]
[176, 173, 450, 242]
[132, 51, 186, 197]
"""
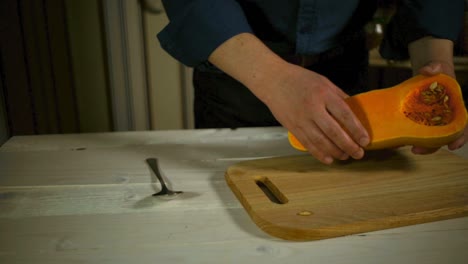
[206, 33, 370, 165]
[406, 36, 466, 153]
[411, 61, 467, 154]
[289, 73, 468, 154]
[267, 64, 370, 164]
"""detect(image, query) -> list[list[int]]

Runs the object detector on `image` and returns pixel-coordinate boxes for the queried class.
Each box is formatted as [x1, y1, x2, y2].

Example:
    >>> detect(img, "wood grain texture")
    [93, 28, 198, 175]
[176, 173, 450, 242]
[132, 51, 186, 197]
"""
[226, 148, 468, 241]
[1, 128, 467, 263]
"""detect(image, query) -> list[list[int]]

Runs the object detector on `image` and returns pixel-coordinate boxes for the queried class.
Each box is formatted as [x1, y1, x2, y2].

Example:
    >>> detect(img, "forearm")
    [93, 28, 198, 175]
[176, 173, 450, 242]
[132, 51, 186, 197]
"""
[408, 36, 455, 77]
[207, 33, 289, 104]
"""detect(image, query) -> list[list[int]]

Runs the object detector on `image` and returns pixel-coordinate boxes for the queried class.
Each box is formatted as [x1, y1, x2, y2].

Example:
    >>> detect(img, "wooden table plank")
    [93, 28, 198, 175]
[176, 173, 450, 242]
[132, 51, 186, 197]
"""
[0, 139, 297, 186]
[0, 127, 290, 152]
[1, 127, 467, 263]
[1, 213, 467, 263]
[0, 174, 239, 218]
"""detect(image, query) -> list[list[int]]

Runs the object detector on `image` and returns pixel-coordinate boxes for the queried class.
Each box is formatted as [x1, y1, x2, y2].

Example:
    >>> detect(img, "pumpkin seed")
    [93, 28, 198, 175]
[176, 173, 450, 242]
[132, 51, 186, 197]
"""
[297, 210, 313, 216]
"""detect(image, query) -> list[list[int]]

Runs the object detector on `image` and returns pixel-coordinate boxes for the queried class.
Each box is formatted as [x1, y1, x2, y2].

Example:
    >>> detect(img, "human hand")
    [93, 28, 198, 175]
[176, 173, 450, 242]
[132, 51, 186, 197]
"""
[206, 33, 368, 164]
[263, 64, 369, 164]
[412, 61, 467, 154]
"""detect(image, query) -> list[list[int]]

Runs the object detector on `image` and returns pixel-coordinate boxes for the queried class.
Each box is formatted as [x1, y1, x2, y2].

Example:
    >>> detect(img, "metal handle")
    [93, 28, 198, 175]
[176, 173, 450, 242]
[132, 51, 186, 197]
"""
[146, 158, 169, 192]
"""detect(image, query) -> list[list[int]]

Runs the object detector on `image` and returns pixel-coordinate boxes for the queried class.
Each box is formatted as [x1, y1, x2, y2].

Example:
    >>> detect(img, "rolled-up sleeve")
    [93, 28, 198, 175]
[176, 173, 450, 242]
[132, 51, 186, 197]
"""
[157, 0, 253, 67]
[380, 0, 465, 60]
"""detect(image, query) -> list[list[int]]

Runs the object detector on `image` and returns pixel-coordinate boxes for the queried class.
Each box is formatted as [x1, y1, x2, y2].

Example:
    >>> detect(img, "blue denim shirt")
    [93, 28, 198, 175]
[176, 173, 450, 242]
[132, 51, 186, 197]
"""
[158, 0, 464, 67]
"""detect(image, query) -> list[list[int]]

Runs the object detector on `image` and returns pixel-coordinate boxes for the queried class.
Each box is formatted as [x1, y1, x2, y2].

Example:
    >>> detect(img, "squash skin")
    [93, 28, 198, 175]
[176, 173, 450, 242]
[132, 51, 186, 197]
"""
[288, 74, 468, 151]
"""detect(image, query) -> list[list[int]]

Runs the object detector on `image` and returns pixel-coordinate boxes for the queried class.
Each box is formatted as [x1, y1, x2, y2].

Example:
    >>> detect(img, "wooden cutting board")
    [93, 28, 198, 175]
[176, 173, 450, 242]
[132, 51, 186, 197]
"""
[225, 147, 468, 241]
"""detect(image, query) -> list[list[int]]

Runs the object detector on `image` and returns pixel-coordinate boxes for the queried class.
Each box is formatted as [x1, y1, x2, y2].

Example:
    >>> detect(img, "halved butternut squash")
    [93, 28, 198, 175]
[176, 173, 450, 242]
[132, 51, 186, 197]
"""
[288, 74, 468, 151]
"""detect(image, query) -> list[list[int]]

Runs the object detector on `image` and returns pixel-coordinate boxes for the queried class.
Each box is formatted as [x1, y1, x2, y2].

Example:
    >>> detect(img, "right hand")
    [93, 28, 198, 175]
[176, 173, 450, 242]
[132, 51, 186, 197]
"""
[206, 33, 369, 164]
[262, 63, 370, 164]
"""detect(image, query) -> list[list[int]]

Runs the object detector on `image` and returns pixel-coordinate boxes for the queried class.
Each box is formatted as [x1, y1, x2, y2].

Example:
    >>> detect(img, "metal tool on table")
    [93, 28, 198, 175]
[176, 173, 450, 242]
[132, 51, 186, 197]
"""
[146, 158, 183, 197]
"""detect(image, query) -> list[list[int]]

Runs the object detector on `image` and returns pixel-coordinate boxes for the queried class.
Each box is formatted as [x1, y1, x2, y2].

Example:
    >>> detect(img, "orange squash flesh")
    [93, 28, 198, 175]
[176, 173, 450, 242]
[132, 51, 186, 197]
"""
[288, 74, 468, 151]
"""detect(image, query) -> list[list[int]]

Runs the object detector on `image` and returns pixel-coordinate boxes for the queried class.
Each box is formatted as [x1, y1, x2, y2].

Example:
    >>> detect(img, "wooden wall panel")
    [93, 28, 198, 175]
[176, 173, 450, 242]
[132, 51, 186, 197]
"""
[0, 0, 36, 135]
[65, 0, 112, 133]
[44, 0, 80, 133]
[20, 0, 59, 134]
[0, 0, 82, 136]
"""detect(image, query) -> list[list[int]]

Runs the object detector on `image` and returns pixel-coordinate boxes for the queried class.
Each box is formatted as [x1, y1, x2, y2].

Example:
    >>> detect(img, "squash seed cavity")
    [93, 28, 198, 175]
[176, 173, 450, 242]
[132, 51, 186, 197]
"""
[402, 82, 453, 126]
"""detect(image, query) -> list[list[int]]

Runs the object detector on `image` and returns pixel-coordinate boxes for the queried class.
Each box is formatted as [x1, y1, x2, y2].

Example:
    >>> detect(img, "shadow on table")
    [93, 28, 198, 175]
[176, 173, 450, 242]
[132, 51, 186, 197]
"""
[132, 192, 202, 209]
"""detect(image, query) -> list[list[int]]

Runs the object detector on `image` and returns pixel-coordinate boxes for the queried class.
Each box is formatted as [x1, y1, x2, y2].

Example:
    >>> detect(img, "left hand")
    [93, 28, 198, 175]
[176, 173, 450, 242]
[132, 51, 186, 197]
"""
[412, 61, 468, 154]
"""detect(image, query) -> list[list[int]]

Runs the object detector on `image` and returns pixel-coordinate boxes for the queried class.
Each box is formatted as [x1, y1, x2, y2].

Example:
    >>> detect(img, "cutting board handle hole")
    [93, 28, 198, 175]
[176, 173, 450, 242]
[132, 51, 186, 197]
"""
[255, 177, 288, 204]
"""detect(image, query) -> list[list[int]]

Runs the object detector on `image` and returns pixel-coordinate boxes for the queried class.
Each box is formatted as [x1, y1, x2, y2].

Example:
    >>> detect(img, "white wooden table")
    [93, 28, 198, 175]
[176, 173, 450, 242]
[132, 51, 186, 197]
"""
[1, 127, 467, 264]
